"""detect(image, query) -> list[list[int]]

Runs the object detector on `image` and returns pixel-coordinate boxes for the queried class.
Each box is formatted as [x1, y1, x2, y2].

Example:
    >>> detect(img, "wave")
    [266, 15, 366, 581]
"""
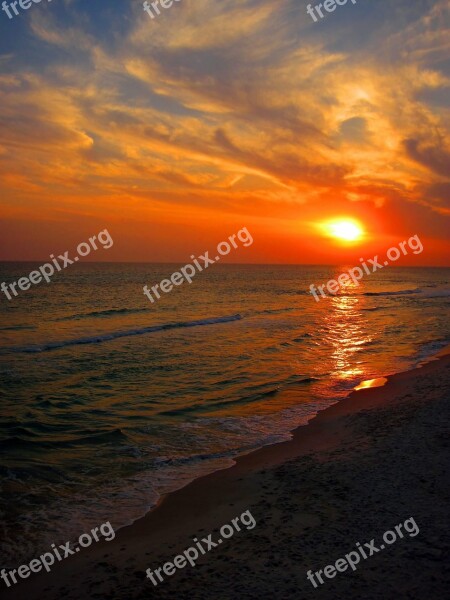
[0, 428, 128, 451]
[414, 338, 450, 365]
[57, 307, 148, 321]
[160, 374, 319, 416]
[293, 376, 319, 384]
[0, 436, 41, 450]
[0, 324, 36, 331]
[254, 308, 296, 315]
[415, 289, 450, 299]
[363, 288, 450, 298]
[7, 314, 243, 354]
[363, 288, 422, 297]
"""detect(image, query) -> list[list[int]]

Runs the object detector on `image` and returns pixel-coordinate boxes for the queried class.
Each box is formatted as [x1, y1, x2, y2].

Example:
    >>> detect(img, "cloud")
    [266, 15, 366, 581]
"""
[0, 0, 448, 261]
[403, 138, 450, 178]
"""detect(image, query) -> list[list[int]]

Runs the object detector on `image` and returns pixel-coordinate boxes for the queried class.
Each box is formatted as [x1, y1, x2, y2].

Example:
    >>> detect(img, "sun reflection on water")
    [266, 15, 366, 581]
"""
[354, 377, 388, 391]
[317, 275, 375, 390]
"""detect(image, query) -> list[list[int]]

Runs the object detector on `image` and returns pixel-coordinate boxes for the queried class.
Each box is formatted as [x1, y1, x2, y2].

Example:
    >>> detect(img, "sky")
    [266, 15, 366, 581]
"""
[0, 0, 449, 264]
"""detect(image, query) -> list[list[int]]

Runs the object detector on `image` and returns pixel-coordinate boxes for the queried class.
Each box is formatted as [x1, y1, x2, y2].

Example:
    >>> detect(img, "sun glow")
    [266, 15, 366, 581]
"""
[322, 219, 364, 242]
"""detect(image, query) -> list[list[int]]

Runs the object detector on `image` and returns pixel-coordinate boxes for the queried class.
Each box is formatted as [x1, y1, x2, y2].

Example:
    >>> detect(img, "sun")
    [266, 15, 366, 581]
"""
[328, 220, 362, 241]
[321, 219, 364, 242]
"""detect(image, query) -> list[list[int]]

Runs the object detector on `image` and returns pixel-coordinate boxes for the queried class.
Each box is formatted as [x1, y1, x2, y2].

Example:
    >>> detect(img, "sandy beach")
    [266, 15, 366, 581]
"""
[3, 350, 449, 600]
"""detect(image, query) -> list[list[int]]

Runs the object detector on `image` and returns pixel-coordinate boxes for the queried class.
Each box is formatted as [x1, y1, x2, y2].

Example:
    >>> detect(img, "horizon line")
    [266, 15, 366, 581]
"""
[0, 260, 449, 268]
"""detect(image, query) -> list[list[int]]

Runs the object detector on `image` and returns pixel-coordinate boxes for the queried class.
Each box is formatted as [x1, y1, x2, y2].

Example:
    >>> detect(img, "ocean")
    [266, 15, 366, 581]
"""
[0, 263, 449, 564]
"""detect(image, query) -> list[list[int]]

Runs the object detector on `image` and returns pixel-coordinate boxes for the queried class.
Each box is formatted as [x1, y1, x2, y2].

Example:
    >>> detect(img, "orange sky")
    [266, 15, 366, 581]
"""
[0, 0, 449, 265]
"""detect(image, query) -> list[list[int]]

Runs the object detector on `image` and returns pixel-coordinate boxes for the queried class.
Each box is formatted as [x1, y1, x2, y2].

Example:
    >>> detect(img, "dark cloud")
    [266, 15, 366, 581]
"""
[403, 138, 450, 178]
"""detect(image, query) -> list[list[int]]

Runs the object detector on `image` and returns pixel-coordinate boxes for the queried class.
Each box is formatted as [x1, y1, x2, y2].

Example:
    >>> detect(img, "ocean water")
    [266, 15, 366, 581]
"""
[0, 263, 449, 564]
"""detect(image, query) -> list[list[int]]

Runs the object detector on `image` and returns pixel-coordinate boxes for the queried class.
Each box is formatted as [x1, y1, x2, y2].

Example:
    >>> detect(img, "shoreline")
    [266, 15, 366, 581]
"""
[117, 341, 450, 527]
[146, 343, 450, 518]
[4, 348, 450, 599]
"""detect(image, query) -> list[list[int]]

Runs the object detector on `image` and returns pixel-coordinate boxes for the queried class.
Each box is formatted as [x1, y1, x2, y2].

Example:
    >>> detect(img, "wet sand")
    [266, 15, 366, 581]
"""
[5, 352, 450, 600]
